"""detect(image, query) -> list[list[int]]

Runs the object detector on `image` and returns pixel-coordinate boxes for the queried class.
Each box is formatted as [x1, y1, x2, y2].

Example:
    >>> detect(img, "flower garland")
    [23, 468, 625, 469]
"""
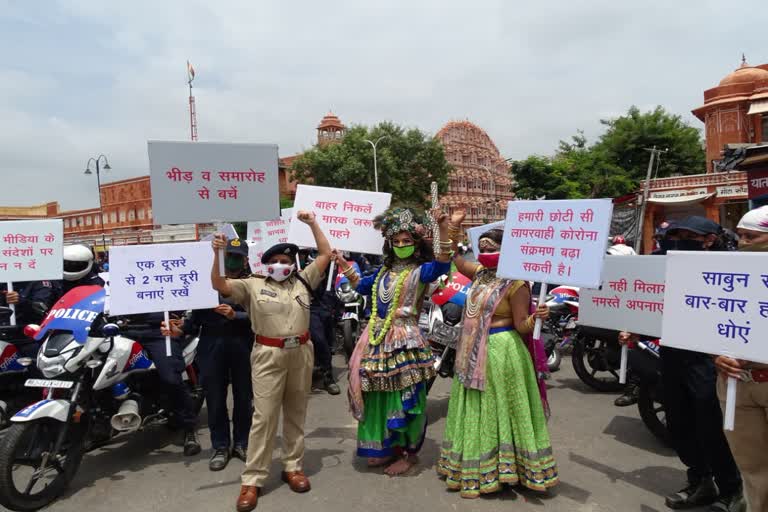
[368, 267, 410, 346]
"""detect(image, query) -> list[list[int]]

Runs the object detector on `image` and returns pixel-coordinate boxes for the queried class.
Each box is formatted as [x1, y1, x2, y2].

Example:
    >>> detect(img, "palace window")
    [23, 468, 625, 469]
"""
[63, 219, 70, 228]
[119, 210, 126, 222]
[138, 208, 145, 220]
[128, 209, 136, 221]
[77, 216, 83, 226]
[85, 216, 92, 226]
[110, 212, 117, 224]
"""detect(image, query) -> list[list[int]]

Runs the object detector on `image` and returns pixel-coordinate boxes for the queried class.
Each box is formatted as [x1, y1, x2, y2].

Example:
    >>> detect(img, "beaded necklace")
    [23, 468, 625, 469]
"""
[368, 267, 411, 346]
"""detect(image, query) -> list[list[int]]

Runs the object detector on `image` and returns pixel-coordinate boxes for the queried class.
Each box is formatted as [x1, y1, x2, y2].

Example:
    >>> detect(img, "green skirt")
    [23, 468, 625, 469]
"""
[356, 382, 428, 458]
[437, 329, 558, 497]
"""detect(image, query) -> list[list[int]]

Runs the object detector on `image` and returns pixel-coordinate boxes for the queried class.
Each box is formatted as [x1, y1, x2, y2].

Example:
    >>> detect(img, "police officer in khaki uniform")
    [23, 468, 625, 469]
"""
[211, 211, 331, 512]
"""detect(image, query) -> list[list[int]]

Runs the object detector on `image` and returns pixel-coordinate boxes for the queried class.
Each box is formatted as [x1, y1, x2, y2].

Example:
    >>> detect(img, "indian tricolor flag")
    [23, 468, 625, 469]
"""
[187, 61, 195, 82]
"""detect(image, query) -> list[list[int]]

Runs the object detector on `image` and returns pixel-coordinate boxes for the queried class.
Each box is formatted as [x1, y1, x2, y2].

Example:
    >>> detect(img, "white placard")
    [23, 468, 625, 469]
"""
[0, 220, 64, 282]
[580, 256, 666, 337]
[467, 221, 504, 252]
[109, 242, 219, 316]
[661, 252, 768, 364]
[246, 218, 289, 246]
[287, 185, 391, 254]
[281, 208, 293, 220]
[202, 223, 238, 242]
[247, 241, 266, 276]
[497, 199, 613, 288]
[148, 141, 280, 225]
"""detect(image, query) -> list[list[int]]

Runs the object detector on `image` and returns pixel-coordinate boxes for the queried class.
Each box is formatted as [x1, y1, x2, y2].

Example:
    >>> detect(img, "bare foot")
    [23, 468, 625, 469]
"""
[367, 456, 394, 467]
[384, 456, 416, 476]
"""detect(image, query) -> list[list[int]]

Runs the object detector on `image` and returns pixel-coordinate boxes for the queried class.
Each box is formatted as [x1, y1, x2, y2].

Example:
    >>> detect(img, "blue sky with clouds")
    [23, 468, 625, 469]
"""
[1, 0, 766, 210]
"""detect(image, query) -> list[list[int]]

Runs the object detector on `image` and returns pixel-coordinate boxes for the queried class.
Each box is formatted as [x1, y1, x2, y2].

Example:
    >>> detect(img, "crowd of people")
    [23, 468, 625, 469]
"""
[1, 203, 766, 512]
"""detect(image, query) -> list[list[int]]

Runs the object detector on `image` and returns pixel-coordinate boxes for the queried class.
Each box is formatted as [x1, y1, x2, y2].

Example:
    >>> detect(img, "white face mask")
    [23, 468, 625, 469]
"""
[267, 263, 295, 282]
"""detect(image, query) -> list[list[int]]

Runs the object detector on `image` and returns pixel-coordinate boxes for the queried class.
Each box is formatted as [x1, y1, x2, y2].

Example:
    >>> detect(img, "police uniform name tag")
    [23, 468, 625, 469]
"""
[283, 336, 300, 349]
[260, 289, 277, 298]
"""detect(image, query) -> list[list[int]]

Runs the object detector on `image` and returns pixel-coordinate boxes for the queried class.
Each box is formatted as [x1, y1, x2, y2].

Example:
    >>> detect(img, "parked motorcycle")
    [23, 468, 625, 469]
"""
[633, 338, 670, 446]
[571, 324, 625, 392]
[336, 280, 367, 361]
[0, 306, 46, 428]
[540, 286, 579, 373]
[422, 271, 470, 394]
[425, 300, 463, 393]
[0, 286, 203, 512]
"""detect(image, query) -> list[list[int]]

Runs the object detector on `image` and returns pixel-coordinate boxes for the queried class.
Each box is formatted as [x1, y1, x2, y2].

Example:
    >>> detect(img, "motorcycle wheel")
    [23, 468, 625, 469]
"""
[638, 384, 671, 446]
[547, 347, 562, 373]
[0, 420, 85, 512]
[342, 321, 355, 361]
[571, 338, 625, 392]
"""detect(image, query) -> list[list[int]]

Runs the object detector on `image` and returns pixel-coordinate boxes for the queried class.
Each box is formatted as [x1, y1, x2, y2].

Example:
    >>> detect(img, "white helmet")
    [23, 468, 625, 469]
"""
[607, 244, 636, 256]
[63, 244, 94, 281]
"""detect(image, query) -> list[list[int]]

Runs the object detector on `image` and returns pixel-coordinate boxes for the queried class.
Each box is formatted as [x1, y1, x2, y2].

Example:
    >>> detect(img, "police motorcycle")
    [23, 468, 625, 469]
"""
[0, 285, 202, 512]
[539, 286, 580, 373]
[0, 305, 48, 428]
[421, 271, 469, 394]
[335, 266, 369, 361]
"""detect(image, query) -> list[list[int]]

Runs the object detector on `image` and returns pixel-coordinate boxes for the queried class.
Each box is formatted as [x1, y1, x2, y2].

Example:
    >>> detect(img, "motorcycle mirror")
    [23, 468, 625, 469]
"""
[102, 323, 120, 337]
[23, 324, 41, 339]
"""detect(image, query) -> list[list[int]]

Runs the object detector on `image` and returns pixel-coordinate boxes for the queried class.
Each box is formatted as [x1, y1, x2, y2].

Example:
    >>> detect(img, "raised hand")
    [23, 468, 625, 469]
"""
[451, 209, 466, 226]
[297, 211, 316, 225]
[212, 233, 227, 252]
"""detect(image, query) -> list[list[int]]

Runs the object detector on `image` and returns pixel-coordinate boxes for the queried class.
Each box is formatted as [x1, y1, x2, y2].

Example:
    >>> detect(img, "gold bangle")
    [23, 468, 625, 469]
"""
[525, 315, 536, 329]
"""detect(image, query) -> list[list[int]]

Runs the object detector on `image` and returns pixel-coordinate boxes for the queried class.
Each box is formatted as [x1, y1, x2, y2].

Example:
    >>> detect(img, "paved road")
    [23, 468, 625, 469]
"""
[30, 357, 704, 512]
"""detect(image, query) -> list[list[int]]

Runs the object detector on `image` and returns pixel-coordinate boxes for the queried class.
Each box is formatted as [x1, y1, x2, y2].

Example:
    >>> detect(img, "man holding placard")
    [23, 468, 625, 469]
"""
[211, 211, 331, 512]
[712, 206, 768, 512]
[647, 217, 744, 511]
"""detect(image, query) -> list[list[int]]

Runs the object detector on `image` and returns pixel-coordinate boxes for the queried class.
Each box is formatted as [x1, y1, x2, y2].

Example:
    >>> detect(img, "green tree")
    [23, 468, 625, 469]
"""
[291, 122, 452, 207]
[594, 106, 704, 180]
[511, 106, 705, 199]
[510, 155, 577, 199]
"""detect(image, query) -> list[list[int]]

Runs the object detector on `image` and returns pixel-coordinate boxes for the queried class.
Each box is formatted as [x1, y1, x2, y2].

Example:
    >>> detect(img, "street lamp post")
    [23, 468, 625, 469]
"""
[84, 155, 111, 253]
[364, 136, 388, 193]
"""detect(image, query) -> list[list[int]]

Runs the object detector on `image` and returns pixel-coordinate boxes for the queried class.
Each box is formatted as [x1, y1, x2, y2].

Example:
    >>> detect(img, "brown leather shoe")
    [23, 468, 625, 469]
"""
[236, 485, 259, 512]
[281, 470, 311, 493]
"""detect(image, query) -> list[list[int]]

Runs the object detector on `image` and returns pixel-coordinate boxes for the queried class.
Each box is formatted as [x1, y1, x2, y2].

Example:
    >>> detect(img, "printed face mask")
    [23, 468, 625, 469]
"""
[267, 263, 295, 282]
[477, 252, 500, 268]
[393, 245, 415, 259]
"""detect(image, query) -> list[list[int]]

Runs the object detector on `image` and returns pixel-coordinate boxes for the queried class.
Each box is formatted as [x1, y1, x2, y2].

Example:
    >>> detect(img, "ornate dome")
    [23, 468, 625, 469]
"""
[719, 60, 768, 86]
[436, 120, 501, 156]
[317, 112, 345, 130]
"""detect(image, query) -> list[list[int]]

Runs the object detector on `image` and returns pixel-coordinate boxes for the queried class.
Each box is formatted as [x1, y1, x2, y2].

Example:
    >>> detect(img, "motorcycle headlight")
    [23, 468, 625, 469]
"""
[37, 334, 82, 378]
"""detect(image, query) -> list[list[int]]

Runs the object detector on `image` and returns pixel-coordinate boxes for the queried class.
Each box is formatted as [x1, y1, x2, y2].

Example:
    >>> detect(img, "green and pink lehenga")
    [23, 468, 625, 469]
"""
[348, 261, 449, 459]
[436, 271, 558, 497]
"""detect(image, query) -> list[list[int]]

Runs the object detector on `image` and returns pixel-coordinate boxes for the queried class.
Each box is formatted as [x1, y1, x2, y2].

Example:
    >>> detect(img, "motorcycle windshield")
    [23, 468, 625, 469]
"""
[35, 286, 106, 343]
